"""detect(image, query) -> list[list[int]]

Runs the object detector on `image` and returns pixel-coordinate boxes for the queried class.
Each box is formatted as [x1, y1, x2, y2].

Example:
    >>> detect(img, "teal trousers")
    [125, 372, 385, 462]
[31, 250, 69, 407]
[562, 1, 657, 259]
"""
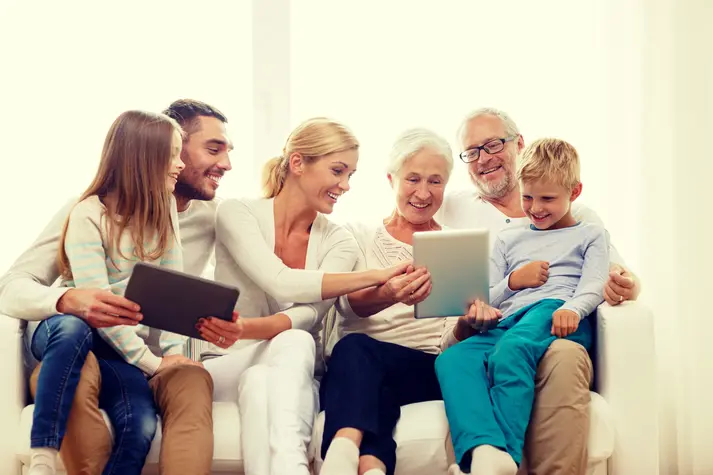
[435, 299, 592, 471]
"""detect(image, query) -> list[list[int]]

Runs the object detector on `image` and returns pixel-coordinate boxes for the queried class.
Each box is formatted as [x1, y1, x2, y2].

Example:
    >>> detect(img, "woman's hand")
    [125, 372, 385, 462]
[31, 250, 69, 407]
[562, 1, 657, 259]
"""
[458, 299, 502, 333]
[374, 261, 413, 285]
[196, 311, 244, 349]
[380, 267, 432, 306]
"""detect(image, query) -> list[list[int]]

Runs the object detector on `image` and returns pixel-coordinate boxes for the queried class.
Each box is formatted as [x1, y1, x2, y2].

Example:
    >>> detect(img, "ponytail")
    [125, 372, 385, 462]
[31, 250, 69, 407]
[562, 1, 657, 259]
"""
[262, 155, 286, 198]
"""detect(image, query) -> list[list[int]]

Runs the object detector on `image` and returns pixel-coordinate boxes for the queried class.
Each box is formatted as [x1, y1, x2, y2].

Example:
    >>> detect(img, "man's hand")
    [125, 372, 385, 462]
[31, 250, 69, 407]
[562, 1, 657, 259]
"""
[458, 299, 502, 334]
[509, 261, 549, 291]
[197, 311, 243, 349]
[57, 288, 142, 328]
[604, 264, 640, 306]
[551, 309, 580, 337]
[379, 267, 432, 306]
[154, 354, 201, 376]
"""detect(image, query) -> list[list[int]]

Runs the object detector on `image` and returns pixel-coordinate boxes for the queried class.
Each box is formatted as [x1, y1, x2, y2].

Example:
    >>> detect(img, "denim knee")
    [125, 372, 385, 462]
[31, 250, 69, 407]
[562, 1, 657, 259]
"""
[127, 411, 158, 450]
[49, 314, 93, 344]
[32, 314, 93, 360]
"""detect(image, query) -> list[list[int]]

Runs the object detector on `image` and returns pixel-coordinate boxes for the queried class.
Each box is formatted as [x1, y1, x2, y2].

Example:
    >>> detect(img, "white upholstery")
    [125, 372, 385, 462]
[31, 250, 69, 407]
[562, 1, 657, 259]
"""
[310, 395, 614, 475]
[3, 301, 658, 475]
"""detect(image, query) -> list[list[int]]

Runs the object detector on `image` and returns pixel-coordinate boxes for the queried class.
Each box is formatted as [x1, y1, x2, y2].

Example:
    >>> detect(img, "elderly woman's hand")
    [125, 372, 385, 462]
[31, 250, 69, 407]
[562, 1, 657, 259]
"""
[458, 299, 502, 333]
[196, 311, 244, 349]
[379, 267, 432, 306]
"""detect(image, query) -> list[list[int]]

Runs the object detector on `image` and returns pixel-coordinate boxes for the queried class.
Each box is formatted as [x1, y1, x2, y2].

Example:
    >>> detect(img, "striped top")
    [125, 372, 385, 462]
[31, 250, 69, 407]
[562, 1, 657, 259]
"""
[61, 195, 186, 375]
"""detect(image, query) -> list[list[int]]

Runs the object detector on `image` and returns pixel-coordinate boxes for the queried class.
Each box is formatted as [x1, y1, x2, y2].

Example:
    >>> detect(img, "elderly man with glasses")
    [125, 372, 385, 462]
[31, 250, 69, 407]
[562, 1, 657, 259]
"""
[438, 107, 640, 475]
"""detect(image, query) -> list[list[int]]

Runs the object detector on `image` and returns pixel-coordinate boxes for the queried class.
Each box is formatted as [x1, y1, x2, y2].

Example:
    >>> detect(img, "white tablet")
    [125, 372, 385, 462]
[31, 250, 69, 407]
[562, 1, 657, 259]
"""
[413, 228, 490, 318]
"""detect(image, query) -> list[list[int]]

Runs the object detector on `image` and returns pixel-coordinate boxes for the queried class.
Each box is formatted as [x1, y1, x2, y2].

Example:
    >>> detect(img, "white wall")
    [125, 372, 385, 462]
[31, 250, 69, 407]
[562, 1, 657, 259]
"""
[639, 0, 713, 473]
[0, 0, 253, 273]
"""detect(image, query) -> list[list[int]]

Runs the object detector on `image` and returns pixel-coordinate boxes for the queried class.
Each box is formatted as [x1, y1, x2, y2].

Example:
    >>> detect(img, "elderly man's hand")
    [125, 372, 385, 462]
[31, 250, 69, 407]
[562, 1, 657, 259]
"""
[604, 264, 640, 306]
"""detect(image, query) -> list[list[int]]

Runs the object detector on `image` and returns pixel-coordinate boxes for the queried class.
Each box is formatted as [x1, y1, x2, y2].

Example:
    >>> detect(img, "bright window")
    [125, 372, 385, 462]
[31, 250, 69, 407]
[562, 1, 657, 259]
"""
[0, 1, 252, 272]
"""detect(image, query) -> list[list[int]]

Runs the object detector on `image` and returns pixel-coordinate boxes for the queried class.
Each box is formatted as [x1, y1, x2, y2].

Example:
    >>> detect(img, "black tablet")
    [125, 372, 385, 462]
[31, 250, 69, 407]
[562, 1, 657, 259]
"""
[125, 262, 239, 340]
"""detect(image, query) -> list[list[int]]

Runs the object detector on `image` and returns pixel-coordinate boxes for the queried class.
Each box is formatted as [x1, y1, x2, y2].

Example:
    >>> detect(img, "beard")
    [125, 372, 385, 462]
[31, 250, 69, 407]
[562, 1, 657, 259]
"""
[470, 170, 514, 200]
[174, 170, 214, 202]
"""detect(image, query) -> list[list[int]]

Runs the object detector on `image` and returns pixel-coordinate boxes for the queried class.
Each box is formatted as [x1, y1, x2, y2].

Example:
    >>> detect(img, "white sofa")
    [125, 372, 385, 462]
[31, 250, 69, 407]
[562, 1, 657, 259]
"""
[3, 302, 658, 475]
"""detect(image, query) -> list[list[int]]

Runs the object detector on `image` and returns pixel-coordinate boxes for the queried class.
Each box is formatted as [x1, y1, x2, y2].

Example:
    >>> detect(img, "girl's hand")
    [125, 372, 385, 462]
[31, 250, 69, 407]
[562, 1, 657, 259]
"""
[196, 311, 243, 349]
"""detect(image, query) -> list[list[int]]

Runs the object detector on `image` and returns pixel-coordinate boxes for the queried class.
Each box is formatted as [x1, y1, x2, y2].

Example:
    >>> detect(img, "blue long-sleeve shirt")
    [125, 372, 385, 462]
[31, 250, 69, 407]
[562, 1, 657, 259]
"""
[490, 222, 609, 320]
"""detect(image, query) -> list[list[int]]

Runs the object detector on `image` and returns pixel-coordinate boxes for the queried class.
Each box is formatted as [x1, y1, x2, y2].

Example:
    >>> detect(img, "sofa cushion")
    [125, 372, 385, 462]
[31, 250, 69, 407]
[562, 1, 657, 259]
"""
[17, 392, 614, 475]
[310, 392, 615, 475]
[17, 401, 244, 474]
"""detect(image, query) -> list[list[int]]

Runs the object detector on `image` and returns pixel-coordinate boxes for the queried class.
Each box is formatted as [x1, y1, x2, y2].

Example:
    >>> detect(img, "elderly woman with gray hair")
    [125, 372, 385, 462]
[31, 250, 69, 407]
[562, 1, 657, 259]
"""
[318, 129, 460, 475]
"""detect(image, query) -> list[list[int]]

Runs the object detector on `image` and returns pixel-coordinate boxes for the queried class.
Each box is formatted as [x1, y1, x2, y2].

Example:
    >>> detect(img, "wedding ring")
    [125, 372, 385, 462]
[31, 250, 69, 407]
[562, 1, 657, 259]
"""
[619, 295, 624, 302]
[218, 336, 225, 344]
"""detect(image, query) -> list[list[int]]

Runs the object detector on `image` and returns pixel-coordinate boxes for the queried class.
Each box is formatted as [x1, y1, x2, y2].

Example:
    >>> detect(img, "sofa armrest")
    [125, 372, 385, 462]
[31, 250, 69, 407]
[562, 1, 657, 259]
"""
[595, 302, 659, 475]
[0, 315, 25, 475]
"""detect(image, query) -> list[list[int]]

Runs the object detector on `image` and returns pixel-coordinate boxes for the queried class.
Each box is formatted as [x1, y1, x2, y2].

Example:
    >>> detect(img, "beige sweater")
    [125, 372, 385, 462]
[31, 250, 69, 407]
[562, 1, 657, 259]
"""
[331, 222, 459, 357]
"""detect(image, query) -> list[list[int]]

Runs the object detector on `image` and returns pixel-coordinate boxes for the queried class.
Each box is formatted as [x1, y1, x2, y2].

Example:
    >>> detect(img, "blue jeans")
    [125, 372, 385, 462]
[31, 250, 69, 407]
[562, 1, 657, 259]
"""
[92, 331, 158, 475]
[31, 314, 93, 449]
[435, 299, 592, 471]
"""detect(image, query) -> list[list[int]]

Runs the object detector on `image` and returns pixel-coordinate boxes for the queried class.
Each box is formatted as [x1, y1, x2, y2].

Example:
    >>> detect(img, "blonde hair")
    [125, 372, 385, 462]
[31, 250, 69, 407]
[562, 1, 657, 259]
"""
[517, 138, 580, 190]
[262, 118, 359, 198]
[58, 110, 183, 278]
[387, 128, 454, 179]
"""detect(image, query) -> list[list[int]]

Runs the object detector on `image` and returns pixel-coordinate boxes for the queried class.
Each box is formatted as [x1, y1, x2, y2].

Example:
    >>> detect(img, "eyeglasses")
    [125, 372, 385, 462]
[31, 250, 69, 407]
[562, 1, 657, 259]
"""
[459, 136, 517, 163]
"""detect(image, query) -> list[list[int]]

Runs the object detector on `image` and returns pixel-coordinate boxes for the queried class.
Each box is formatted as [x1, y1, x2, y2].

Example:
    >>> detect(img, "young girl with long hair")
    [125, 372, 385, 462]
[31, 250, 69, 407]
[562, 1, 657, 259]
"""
[29, 110, 192, 475]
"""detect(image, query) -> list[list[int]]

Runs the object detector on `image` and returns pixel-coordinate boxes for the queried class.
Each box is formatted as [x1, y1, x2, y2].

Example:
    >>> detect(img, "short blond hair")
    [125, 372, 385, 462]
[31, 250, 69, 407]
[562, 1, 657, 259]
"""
[517, 138, 580, 190]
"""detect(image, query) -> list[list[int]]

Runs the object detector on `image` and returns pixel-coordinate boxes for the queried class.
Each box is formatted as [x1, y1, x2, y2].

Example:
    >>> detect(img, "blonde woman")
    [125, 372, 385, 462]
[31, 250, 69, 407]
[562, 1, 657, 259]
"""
[197, 118, 409, 475]
[30, 110, 195, 475]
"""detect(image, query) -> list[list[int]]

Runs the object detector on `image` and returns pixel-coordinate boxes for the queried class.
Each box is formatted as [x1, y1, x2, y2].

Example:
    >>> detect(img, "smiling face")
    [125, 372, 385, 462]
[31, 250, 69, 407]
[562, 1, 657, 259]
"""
[174, 115, 233, 202]
[166, 129, 185, 192]
[521, 179, 582, 230]
[461, 114, 523, 199]
[295, 148, 358, 214]
[389, 147, 449, 225]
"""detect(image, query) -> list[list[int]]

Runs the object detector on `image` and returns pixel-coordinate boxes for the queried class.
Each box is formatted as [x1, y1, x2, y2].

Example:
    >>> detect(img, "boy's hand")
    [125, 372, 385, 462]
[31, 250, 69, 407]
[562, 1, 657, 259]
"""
[551, 309, 580, 337]
[509, 261, 550, 290]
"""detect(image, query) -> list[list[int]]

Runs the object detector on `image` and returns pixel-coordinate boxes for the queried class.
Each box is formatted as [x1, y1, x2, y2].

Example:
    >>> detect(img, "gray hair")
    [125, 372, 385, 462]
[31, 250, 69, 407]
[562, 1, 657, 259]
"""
[386, 128, 454, 178]
[456, 107, 521, 146]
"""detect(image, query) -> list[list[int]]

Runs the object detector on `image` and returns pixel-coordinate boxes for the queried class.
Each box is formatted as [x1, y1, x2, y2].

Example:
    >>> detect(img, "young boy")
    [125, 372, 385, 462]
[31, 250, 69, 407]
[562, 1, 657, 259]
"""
[436, 138, 609, 475]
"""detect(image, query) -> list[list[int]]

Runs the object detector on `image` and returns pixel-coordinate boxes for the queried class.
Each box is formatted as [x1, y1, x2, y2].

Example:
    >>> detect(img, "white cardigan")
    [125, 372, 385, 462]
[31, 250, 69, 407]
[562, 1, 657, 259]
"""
[213, 197, 359, 360]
